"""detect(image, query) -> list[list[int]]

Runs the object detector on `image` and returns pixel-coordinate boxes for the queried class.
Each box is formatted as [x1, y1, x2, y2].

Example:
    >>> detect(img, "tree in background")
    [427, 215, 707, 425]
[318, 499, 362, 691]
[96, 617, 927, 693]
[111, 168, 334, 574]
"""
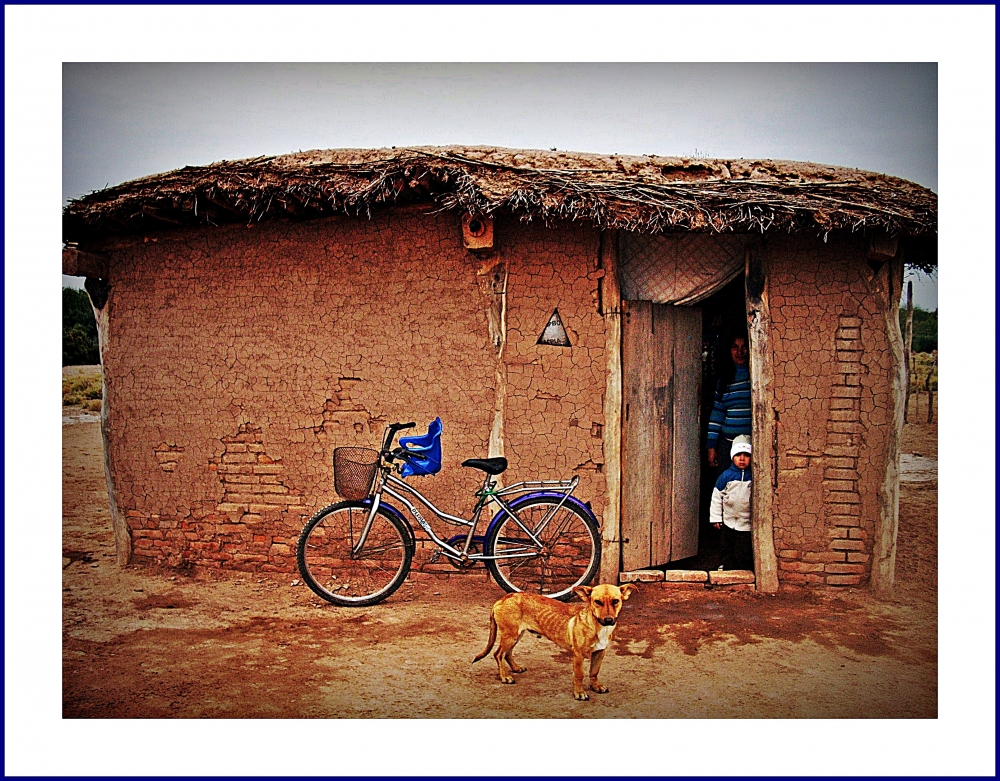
[899, 305, 937, 353]
[63, 287, 100, 366]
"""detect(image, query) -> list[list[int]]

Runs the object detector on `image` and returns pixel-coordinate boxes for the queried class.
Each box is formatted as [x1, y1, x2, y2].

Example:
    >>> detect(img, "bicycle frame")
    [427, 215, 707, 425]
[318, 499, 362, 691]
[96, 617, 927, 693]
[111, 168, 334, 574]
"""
[353, 462, 581, 564]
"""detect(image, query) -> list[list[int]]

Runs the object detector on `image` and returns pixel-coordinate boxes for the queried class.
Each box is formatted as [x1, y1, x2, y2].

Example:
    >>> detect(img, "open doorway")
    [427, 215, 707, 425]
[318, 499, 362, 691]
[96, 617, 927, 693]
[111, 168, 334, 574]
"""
[618, 232, 751, 575]
[663, 274, 749, 573]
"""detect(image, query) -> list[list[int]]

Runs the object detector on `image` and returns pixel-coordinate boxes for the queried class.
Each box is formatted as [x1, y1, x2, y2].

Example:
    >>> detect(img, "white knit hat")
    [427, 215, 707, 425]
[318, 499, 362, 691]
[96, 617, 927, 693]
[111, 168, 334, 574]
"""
[731, 435, 752, 457]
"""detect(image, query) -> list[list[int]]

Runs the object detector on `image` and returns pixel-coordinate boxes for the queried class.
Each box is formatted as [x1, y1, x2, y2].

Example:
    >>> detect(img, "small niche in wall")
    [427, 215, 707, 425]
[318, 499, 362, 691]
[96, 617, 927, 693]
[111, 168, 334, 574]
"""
[537, 308, 571, 347]
[462, 213, 494, 250]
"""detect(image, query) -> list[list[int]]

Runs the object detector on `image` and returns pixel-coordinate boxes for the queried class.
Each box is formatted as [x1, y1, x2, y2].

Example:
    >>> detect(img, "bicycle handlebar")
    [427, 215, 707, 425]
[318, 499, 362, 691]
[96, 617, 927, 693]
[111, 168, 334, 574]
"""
[381, 421, 416, 456]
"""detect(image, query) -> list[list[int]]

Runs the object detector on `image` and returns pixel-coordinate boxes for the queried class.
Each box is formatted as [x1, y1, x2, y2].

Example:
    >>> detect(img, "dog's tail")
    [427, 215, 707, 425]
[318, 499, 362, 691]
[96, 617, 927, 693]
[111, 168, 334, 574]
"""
[472, 611, 498, 663]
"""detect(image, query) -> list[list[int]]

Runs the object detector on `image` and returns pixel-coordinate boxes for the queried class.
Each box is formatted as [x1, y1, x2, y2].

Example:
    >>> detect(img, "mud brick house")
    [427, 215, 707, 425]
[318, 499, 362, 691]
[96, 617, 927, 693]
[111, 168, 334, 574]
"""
[62, 146, 937, 595]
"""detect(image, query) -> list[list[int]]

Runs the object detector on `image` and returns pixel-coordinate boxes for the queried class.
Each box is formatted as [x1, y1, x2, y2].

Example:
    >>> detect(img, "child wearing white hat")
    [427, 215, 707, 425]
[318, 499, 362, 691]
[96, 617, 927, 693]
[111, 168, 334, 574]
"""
[710, 434, 753, 570]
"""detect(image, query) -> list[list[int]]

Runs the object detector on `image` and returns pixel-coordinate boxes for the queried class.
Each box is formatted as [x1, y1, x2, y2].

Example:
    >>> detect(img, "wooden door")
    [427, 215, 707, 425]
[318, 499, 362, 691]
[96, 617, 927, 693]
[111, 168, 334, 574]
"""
[621, 301, 702, 570]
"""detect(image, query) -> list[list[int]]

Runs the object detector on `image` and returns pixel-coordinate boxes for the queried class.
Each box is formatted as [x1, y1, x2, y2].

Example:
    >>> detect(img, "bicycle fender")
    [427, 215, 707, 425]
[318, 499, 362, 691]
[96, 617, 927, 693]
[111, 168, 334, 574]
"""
[485, 492, 599, 540]
[352, 498, 417, 548]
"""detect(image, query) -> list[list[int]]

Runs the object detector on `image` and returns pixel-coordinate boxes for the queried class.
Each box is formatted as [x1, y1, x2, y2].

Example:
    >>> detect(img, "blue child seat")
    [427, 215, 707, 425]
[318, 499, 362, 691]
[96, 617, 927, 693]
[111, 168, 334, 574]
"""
[398, 417, 443, 478]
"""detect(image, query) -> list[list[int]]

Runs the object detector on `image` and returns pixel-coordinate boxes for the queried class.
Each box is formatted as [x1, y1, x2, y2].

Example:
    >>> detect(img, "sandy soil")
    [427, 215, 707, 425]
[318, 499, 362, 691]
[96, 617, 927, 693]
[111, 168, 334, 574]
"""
[62, 413, 937, 719]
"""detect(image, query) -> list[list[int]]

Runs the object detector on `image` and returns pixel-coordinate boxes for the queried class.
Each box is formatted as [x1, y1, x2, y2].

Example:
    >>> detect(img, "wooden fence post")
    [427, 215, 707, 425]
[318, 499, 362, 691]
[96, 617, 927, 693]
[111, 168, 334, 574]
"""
[904, 281, 913, 423]
[927, 352, 937, 423]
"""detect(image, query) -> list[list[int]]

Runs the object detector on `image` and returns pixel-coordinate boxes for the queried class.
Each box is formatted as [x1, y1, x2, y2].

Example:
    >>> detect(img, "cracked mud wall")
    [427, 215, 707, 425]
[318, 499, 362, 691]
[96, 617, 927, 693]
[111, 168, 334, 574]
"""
[91, 209, 607, 574]
[766, 234, 897, 586]
[501, 222, 608, 508]
[89, 211, 896, 584]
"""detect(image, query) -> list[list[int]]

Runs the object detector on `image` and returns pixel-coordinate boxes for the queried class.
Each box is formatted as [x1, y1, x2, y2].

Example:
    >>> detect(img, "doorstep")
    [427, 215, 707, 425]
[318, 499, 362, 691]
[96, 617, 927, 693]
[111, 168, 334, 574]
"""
[707, 569, 756, 586]
[621, 569, 756, 588]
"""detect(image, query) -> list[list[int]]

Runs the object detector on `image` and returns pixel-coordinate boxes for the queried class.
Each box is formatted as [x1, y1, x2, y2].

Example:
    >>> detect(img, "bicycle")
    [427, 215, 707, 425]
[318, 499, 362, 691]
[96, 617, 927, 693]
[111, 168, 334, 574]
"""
[296, 419, 601, 607]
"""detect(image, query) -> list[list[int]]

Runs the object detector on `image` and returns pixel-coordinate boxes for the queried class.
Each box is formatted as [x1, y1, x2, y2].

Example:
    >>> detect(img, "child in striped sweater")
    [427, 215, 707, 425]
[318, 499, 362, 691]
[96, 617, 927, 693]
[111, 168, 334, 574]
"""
[706, 335, 752, 472]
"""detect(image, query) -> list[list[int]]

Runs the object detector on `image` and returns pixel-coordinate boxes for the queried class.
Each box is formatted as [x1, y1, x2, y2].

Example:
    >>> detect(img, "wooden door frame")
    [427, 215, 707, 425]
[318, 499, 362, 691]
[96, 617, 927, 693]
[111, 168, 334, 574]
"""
[745, 243, 779, 593]
[602, 235, 782, 590]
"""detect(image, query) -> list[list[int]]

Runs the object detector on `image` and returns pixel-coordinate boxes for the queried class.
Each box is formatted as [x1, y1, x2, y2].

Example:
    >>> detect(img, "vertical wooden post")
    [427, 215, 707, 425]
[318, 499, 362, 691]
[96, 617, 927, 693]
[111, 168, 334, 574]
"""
[903, 280, 913, 423]
[871, 256, 906, 598]
[745, 244, 779, 593]
[480, 258, 509, 461]
[599, 230, 623, 583]
[90, 287, 131, 566]
[927, 351, 937, 423]
[477, 254, 509, 529]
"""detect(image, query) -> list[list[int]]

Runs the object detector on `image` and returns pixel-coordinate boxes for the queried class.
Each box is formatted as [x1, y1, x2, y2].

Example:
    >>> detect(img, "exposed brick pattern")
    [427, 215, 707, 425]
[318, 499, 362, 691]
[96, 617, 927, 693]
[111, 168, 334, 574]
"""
[129, 423, 309, 571]
[814, 316, 867, 585]
[209, 423, 307, 517]
[153, 443, 184, 472]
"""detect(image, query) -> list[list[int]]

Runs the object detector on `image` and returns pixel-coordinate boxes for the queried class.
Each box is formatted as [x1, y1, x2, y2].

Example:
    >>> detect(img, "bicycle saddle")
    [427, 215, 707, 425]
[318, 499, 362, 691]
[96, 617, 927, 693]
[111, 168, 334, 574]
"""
[461, 457, 508, 475]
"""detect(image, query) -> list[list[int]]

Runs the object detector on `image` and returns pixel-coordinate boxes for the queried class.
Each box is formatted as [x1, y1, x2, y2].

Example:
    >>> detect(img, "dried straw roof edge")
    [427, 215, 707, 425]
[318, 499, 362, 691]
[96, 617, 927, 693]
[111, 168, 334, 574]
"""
[64, 147, 937, 268]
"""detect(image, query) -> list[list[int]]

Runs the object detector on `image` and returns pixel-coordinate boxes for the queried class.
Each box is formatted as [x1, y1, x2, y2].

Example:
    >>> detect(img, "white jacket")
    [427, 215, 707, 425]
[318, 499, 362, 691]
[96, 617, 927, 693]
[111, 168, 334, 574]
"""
[709, 465, 752, 532]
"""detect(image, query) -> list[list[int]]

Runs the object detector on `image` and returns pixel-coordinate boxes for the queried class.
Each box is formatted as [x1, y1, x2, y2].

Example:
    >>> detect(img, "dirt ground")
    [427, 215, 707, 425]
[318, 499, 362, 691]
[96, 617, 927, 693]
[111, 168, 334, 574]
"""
[60, 404, 938, 721]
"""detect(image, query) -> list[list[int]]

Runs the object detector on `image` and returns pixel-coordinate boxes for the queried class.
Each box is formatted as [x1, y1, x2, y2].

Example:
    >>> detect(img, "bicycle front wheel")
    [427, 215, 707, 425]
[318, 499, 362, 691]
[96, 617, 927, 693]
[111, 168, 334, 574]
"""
[485, 496, 601, 601]
[297, 501, 413, 607]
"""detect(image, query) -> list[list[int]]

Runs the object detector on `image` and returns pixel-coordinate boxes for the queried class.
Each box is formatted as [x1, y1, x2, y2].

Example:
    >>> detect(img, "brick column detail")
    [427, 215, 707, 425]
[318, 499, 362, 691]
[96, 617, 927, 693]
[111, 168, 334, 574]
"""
[819, 315, 868, 585]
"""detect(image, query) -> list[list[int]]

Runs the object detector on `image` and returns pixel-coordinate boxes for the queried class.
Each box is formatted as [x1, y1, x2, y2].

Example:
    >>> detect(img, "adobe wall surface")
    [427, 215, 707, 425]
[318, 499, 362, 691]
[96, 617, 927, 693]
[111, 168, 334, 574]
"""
[766, 234, 896, 586]
[94, 210, 607, 574]
[500, 226, 606, 490]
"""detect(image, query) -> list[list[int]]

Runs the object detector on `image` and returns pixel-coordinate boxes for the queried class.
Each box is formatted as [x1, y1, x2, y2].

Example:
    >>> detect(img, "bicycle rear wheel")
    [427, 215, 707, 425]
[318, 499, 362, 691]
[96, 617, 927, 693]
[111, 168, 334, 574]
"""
[297, 501, 413, 607]
[485, 496, 600, 601]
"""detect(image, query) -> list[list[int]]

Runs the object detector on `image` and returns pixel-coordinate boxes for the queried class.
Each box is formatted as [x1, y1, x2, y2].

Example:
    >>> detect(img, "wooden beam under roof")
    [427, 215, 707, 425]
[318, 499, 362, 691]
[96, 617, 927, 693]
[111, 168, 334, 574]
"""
[62, 246, 108, 277]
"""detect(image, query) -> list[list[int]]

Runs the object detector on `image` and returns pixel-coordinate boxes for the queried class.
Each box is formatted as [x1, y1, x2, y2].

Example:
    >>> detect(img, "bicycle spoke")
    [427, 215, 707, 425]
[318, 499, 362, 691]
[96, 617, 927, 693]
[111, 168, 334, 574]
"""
[487, 498, 599, 599]
[297, 503, 411, 606]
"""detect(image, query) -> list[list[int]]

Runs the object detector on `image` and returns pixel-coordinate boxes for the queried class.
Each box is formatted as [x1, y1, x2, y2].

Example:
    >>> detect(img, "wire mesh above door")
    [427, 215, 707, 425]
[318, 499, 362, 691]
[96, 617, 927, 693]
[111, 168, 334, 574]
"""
[620, 233, 750, 305]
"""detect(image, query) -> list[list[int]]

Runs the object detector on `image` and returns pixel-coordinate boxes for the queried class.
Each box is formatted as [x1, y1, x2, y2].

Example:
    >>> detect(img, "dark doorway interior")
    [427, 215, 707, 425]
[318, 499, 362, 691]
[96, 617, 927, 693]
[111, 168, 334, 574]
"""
[663, 274, 748, 572]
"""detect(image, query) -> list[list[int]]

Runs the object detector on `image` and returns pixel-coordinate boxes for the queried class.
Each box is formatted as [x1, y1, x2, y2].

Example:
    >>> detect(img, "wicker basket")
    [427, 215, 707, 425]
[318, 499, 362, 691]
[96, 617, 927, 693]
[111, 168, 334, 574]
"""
[333, 447, 379, 500]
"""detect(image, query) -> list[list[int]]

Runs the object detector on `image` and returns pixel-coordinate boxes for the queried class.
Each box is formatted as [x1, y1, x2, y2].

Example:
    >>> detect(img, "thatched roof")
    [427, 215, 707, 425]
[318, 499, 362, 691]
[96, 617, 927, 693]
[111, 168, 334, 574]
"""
[63, 145, 937, 249]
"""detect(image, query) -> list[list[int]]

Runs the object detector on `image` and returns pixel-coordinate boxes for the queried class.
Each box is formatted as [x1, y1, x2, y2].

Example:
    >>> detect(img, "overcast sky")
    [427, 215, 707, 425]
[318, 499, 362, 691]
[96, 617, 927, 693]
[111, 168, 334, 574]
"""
[61, 61, 940, 306]
[7, 4, 995, 779]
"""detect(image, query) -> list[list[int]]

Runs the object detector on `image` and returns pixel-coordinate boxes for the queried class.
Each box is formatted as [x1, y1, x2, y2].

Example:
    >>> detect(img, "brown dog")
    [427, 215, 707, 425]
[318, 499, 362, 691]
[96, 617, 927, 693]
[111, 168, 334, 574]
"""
[473, 583, 635, 700]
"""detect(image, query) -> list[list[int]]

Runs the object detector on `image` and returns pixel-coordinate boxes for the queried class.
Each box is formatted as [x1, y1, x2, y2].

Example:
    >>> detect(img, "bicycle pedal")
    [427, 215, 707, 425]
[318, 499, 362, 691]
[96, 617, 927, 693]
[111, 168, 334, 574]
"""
[428, 549, 441, 564]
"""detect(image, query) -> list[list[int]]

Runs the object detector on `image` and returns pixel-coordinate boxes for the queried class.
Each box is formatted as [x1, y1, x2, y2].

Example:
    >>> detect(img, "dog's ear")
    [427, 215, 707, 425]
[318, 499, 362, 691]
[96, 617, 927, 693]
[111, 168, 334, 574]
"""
[619, 584, 636, 601]
[573, 585, 593, 601]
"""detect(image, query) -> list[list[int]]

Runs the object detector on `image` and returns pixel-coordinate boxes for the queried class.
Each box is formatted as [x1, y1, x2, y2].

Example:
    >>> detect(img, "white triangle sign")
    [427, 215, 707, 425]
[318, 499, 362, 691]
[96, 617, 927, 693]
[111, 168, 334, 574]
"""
[537, 308, 571, 347]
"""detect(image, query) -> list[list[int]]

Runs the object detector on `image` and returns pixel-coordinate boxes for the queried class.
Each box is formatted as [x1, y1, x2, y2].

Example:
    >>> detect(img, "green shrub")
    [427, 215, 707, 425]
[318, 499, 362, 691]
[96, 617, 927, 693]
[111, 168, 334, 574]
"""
[63, 288, 99, 366]
[899, 305, 938, 353]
